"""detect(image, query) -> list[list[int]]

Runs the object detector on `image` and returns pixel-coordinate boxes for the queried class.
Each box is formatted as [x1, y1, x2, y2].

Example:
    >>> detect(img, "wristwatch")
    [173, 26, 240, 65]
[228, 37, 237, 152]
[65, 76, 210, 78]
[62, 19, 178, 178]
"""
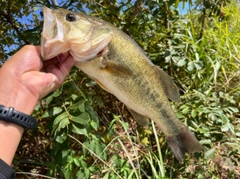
[0, 105, 37, 129]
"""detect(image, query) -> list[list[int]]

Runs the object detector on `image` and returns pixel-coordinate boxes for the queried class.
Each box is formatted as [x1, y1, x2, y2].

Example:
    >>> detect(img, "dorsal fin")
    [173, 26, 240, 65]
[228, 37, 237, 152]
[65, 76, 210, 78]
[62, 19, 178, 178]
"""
[155, 66, 180, 103]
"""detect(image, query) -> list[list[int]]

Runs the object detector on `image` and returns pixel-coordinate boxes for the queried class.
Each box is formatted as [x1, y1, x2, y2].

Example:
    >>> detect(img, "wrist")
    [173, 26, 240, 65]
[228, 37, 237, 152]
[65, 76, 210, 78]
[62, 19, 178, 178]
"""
[0, 88, 38, 115]
[0, 105, 37, 129]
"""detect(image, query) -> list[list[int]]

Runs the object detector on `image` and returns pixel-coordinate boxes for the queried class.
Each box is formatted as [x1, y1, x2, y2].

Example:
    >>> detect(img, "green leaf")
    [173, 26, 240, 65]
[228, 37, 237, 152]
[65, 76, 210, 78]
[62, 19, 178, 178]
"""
[70, 112, 90, 124]
[69, 97, 86, 112]
[221, 124, 229, 132]
[46, 95, 54, 105]
[187, 61, 194, 71]
[58, 117, 70, 131]
[200, 139, 212, 145]
[56, 132, 67, 144]
[71, 94, 79, 100]
[73, 158, 80, 167]
[53, 112, 69, 127]
[78, 102, 86, 113]
[53, 89, 61, 97]
[191, 109, 197, 118]
[72, 124, 89, 137]
[89, 139, 106, 160]
[85, 103, 99, 130]
[42, 107, 63, 118]
[45, 90, 61, 105]
[228, 107, 239, 113]
[177, 58, 186, 66]
[204, 148, 215, 160]
[182, 106, 189, 114]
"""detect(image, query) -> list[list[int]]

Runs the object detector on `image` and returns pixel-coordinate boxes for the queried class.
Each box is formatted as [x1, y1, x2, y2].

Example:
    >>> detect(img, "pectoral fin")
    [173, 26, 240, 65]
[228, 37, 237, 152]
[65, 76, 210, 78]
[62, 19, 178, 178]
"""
[103, 60, 132, 77]
[155, 66, 180, 103]
[128, 108, 149, 126]
[97, 51, 132, 77]
[92, 56, 132, 93]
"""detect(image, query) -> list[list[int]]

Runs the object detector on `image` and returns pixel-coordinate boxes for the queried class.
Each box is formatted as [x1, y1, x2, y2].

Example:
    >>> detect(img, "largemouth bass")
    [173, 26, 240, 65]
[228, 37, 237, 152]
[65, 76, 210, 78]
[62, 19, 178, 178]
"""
[41, 7, 203, 162]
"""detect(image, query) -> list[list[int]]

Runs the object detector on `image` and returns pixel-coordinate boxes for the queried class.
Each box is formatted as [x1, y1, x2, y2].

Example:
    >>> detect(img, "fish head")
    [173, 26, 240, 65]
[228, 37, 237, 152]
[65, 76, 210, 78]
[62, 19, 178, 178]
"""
[41, 7, 113, 61]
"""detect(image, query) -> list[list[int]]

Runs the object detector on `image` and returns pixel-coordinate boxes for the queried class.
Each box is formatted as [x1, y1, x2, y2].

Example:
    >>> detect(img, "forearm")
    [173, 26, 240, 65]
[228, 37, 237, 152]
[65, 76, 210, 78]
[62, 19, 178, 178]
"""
[0, 121, 24, 165]
[0, 64, 38, 165]
[0, 90, 38, 165]
[0, 99, 37, 166]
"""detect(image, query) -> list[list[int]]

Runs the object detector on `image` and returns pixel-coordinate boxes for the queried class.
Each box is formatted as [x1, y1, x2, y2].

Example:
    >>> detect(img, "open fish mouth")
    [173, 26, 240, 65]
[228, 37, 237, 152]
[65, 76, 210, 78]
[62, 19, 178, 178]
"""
[41, 7, 113, 61]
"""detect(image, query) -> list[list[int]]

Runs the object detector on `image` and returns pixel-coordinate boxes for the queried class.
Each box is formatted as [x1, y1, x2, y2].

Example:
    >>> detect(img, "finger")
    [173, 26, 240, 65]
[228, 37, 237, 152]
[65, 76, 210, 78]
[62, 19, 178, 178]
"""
[50, 56, 65, 69]
[59, 56, 76, 78]
[44, 53, 71, 68]
[58, 51, 71, 61]
[43, 56, 63, 70]
[43, 55, 75, 82]
[34, 46, 41, 54]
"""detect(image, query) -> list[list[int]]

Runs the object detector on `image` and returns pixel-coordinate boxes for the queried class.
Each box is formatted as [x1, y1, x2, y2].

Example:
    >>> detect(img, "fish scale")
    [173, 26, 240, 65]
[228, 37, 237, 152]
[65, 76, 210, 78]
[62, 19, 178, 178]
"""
[41, 7, 203, 163]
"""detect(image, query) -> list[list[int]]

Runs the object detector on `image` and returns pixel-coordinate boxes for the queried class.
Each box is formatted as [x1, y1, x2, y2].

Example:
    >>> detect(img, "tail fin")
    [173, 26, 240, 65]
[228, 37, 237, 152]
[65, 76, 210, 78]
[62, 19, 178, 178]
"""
[166, 126, 203, 163]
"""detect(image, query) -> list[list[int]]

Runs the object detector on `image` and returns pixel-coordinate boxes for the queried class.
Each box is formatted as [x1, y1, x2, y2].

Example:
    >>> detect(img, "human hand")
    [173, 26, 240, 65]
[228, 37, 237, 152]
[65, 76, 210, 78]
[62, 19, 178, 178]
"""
[0, 45, 76, 165]
[0, 45, 76, 114]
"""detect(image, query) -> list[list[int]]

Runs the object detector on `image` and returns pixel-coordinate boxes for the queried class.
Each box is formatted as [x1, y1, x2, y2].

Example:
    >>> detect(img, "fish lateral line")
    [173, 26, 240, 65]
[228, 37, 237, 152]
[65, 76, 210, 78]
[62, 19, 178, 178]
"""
[41, 7, 203, 163]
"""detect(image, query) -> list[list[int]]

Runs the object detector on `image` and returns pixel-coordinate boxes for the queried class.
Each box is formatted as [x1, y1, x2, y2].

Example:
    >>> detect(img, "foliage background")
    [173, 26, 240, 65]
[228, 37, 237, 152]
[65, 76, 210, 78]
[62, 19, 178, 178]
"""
[0, 0, 240, 178]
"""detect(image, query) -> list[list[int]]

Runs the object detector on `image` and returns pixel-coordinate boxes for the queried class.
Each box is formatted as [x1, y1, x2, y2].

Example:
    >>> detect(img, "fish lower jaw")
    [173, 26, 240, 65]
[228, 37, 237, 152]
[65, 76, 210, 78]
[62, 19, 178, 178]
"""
[70, 33, 112, 62]
[70, 50, 97, 62]
[70, 44, 108, 62]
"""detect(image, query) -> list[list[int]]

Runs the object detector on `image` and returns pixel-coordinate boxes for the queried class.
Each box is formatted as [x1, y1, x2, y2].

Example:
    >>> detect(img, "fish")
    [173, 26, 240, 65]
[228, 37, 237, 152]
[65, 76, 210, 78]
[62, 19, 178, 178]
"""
[41, 7, 203, 163]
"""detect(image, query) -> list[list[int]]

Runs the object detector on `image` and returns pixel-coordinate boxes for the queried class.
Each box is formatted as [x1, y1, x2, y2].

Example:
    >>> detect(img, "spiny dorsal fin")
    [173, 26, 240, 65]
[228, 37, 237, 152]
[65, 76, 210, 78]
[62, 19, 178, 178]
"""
[155, 66, 180, 103]
[128, 108, 149, 126]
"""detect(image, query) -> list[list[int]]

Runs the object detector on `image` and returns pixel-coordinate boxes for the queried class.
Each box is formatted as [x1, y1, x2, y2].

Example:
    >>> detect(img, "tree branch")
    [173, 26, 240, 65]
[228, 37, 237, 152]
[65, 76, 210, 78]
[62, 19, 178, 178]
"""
[0, 5, 30, 44]
[51, 0, 58, 6]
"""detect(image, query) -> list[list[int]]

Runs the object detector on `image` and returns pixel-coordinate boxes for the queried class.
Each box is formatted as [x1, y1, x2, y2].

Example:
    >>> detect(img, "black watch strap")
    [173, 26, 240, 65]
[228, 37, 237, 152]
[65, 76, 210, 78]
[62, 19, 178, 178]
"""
[0, 105, 37, 129]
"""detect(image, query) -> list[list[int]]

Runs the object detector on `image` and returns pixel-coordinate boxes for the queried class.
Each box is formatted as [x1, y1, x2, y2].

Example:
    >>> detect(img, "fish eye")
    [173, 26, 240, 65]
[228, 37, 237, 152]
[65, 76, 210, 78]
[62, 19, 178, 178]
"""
[66, 13, 76, 22]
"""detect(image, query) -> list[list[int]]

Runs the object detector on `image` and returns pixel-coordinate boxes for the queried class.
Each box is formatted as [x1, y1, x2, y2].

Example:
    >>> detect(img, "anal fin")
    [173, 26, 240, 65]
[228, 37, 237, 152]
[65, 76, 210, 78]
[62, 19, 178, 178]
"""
[128, 108, 149, 126]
